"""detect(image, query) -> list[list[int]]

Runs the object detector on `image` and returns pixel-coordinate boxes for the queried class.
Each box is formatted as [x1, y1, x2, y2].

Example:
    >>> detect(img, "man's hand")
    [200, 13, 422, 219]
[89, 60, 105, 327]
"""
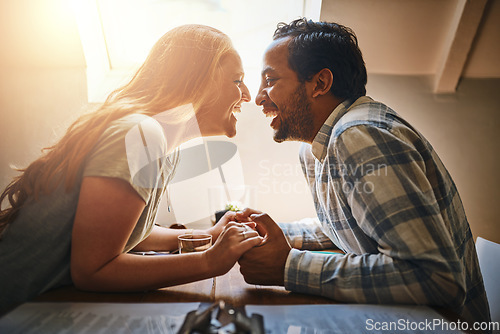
[237, 210, 292, 286]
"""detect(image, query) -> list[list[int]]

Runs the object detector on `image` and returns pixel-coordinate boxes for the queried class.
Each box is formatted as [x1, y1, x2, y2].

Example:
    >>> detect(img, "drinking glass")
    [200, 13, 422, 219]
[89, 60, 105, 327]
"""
[177, 233, 212, 254]
[177, 233, 216, 298]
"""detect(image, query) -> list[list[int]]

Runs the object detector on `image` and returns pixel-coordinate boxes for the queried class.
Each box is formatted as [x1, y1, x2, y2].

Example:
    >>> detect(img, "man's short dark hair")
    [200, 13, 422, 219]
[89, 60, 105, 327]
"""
[273, 18, 367, 101]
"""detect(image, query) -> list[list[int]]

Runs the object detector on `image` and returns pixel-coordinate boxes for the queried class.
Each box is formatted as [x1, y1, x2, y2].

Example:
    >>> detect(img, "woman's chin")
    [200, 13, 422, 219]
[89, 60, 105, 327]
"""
[201, 124, 236, 138]
[225, 116, 237, 137]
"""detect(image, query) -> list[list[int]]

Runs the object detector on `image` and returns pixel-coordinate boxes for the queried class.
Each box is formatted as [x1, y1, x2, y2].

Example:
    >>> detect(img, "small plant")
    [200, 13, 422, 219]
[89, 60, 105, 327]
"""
[224, 201, 244, 212]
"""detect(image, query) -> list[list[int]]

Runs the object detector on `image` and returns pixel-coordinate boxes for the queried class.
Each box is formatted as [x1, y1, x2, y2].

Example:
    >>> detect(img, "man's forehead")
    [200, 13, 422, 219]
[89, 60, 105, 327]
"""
[262, 37, 291, 70]
[265, 36, 291, 54]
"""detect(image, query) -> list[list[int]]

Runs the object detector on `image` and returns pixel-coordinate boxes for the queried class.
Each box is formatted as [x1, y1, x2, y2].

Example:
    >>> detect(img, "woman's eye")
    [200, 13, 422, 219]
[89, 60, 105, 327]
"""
[234, 80, 243, 86]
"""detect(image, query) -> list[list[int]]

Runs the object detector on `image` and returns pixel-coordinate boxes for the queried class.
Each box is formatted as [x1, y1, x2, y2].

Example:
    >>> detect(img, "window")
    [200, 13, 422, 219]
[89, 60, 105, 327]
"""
[71, 0, 321, 102]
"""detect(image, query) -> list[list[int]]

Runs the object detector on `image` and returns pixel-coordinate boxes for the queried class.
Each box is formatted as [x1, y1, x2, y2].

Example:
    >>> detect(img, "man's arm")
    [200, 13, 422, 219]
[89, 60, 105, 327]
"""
[279, 218, 337, 250]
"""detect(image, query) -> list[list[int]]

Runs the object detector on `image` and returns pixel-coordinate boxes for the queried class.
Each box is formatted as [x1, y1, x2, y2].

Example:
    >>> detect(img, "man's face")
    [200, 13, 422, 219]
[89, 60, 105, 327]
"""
[255, 37, 315, 143]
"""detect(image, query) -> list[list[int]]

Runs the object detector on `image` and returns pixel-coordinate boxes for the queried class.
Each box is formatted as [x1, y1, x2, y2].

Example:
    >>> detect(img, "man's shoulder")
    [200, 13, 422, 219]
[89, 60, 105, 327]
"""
[331, 97, 400, 140]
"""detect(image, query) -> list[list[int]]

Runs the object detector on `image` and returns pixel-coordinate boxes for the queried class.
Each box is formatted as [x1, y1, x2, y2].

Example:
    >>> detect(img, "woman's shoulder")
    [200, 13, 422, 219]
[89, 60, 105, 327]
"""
[88, 113, 167, 163]
[84, 113, 169, 197]
[109, 113, 161, 132]
[101, 114, 165, 143]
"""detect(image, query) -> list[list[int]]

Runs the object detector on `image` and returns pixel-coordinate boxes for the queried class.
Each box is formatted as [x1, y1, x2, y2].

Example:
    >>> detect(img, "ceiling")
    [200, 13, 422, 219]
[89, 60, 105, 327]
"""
[92, 0, 499, 95]
[320, 0, 500, 93]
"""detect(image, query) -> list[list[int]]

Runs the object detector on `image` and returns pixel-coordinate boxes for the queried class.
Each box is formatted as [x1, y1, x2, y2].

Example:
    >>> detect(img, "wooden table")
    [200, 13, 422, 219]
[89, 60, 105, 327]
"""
[32, 262, 473, 333]
[35, 263, 334, 307]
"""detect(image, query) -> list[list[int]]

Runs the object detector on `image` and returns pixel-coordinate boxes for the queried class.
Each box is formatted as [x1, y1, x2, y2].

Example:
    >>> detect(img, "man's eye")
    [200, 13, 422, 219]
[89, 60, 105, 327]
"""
[265, 78, 276, 85]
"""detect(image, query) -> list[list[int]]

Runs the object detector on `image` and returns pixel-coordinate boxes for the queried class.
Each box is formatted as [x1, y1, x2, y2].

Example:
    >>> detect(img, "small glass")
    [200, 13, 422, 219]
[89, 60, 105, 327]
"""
[178, 233, 212, 254]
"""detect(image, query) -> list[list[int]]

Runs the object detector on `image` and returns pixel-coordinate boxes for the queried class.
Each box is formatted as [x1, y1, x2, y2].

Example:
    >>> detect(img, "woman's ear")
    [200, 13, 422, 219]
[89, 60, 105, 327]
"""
[311, 68, 333, 98]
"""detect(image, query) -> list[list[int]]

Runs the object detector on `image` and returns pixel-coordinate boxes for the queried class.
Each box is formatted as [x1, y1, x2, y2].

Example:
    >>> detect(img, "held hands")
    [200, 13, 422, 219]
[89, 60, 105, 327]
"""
[201, 208, 291, 284]
[205, 210, 253, 242]
[204, 220, 263, 277]
[235, 208, 292, 286]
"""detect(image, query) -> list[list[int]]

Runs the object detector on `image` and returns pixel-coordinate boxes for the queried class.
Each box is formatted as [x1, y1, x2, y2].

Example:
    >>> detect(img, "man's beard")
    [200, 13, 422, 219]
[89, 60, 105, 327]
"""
[273, 84, 314, 143]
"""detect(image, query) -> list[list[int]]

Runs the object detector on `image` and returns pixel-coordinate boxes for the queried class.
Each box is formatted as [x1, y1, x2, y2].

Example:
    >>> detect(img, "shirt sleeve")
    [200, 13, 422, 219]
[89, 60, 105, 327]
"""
[284, 124, 466, 311]
[83, 115, 168, 204]
[279, 218, 336, 250]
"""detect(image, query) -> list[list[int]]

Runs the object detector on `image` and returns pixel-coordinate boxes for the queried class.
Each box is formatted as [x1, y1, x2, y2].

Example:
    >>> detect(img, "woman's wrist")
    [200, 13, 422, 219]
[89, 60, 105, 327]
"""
[203, 243, 224, 277]
[202, 226, 215, 238]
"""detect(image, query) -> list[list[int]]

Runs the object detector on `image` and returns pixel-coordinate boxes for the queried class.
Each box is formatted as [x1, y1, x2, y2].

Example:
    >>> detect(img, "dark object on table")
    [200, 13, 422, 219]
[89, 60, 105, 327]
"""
[169, 223, 187, 229]
[177, 301, 264, 334]
[214, 210, 229, 224]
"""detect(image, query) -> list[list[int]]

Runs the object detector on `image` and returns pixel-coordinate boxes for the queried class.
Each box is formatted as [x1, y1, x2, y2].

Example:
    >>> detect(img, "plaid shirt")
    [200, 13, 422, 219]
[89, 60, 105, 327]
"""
[280, 96, 490, 326]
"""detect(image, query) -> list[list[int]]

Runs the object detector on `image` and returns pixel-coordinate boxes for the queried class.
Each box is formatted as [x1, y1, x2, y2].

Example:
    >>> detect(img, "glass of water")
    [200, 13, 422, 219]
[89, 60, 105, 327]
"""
[178, 233, 216, 298]
[178, 233, 212, 254]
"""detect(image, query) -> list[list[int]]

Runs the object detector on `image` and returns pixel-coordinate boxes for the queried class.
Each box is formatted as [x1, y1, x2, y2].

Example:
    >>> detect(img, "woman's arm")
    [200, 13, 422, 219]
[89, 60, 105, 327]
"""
[131, 210, 244, 252]
[70, 176, 261, 292]
[130, 225, 198, 252]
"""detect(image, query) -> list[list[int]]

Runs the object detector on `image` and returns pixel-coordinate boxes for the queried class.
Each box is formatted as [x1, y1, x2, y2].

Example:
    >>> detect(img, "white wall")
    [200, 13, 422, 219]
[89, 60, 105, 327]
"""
[0, 0, 88, 198]
[0, 68, 88, 190]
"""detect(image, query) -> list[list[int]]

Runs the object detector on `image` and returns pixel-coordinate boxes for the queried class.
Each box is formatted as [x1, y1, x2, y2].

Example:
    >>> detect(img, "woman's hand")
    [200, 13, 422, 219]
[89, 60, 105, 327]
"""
[205, 210, 255, 242]
[204, 221, 263, 276]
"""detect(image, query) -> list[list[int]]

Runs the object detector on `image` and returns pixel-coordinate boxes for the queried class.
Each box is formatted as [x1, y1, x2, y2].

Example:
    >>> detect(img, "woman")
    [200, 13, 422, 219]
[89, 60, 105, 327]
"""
[0, 24, 261, 314]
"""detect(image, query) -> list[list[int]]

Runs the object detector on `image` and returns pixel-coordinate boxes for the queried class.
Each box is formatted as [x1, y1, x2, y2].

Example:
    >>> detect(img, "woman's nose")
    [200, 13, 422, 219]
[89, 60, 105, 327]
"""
[241, 83, 251, 102]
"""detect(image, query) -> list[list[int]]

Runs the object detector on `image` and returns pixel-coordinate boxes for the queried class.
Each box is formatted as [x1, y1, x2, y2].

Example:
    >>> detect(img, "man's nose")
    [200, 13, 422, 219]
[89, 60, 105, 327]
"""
[255, 86, 266, 106]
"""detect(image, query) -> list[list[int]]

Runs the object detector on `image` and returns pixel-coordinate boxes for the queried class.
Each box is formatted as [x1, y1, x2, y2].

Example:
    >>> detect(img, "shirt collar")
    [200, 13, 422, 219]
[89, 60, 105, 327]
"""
[311, 96, 374, 162]
[311, 99, 351, 162]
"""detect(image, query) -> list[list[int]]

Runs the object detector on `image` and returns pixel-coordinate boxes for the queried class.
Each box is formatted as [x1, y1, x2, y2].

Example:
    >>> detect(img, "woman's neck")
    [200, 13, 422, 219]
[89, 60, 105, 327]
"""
[162, 116, 203, 153]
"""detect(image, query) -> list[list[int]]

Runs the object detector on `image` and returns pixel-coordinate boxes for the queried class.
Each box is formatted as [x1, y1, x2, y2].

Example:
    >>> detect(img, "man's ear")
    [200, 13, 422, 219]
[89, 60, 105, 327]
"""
[311, 68, 333, 98]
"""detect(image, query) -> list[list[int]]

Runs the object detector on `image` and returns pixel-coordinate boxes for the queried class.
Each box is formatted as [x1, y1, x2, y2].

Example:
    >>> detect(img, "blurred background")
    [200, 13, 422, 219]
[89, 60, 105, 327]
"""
[0, 0, 499, 242]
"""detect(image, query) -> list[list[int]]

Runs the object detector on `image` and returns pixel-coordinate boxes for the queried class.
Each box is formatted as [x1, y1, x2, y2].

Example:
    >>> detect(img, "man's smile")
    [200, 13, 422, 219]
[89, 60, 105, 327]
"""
[262, 105, 280, 128]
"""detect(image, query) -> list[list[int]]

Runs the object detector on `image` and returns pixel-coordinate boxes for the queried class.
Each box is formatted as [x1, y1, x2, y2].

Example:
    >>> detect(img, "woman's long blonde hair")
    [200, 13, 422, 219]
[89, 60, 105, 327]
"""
[0, 24, 235, 236]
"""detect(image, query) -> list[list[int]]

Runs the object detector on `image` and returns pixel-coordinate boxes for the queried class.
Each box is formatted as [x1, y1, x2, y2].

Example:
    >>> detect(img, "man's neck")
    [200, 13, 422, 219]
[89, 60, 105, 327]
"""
[307, 96, 344, 143]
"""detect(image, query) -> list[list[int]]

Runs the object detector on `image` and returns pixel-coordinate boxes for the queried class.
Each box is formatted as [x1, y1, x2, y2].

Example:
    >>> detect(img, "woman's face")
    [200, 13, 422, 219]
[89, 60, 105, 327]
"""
[197, 51, 251, 138]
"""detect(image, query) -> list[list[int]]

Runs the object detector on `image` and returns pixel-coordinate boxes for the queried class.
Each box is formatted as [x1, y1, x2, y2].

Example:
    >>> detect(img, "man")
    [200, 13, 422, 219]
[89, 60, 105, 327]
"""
[237, 18, 490, 326]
